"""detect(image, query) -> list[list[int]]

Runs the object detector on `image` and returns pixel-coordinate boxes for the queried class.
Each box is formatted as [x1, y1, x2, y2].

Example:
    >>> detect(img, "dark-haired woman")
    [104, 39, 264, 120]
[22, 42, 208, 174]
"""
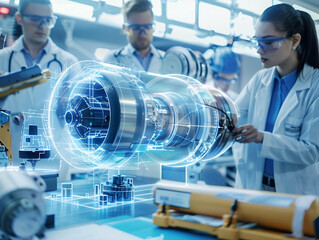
[232, 3, 319, 195]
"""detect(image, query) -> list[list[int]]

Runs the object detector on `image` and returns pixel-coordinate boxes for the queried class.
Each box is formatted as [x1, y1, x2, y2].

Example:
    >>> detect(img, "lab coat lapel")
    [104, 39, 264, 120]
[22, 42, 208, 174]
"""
[148, 57, 159, 73]
[148, 45, 162, 73]
[38, 39, 60, 71]
[11, 51, 27, 70]
[121, 45, 144, 70]
[254, 68, 275, 130]
[10, 37, 27, 70]
[274, 66, 311, 131]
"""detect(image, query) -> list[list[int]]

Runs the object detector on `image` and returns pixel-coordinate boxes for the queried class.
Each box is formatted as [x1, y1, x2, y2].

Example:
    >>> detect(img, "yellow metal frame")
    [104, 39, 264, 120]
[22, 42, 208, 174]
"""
[0, 70, 50, 97]
[152, 181, 319, 240]
[0, 119, 12, 164]
[0, 69, 50, 164]
[153, 205, 308, 240]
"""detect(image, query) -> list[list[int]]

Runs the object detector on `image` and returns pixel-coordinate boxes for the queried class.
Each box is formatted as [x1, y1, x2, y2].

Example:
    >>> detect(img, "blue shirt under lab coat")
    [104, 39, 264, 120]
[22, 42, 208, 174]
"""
[264, 70, 298, 177]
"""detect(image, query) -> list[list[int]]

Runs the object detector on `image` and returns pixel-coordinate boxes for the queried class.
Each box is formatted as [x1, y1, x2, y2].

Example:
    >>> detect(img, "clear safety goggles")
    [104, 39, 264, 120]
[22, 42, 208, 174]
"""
[125, 23, 154, 35]
[21, 14, 57, 29]
[214, 74, 238, 84]
[251, 36, 287, 52]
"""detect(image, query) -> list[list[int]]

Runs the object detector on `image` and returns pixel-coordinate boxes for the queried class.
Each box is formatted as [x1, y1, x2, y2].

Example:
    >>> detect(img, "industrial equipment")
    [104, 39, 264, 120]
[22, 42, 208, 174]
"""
[0, 64, 50, 98]
[0, 65, 50, 166]
[0, 109, 12, 166]
[0, 170, 46, 240]
[161, 46, 209, 83]
[153, 180, 319, 240]
[48, 61, 238, 170]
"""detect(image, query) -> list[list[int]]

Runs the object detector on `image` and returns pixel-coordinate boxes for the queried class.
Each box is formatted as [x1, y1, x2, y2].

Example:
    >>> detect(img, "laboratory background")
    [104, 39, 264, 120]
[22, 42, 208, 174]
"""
[0, 0, 319, 239]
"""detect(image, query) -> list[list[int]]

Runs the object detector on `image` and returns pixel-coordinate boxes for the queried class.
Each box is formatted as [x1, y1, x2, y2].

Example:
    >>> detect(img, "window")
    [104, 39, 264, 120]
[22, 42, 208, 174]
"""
[232, 12, 255, 39]
[199, 2, 230, 35]
[151, 0, 162, 16]
[104, 0, 122, 7]
[293, 4, 319, 21]
[52, 0, 93, 20]
[153, 21, 166, 37]
[236, 0, 273, 15]
[215, 0, 232, 5]
[166, 25, 212, 46]
[167, 0, 195, 24]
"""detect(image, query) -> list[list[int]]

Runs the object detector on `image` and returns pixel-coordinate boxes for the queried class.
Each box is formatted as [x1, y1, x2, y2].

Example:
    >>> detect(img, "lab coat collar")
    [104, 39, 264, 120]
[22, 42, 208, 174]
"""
[11, 35, 60, 55]
[123, 43, 160, 58]
[260, 65, 312, 91]
[260, 67, 276, 87]
[43, 37, 60, 54]
[9, 36, 27, 68]
[293, 64, 312, 91]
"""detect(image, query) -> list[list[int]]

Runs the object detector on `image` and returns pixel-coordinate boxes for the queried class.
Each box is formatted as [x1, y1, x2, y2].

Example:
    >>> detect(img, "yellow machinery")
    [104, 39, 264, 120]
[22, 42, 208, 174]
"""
[153, 180, 319, 240]
[0, 109, 12, 164]
[0, 65, 50, 165]
[0, 65, 50, 97]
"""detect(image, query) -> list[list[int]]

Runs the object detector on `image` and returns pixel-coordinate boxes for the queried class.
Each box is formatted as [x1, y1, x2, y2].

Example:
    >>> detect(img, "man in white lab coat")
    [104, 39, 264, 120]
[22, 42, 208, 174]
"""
[0, 0, 78, 167]
[103, 0, 163, 74]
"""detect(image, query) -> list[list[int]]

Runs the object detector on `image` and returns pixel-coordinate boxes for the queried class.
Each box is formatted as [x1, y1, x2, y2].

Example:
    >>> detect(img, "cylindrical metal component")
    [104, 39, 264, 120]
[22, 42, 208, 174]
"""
[49, 61, 238, 169]
[0, 171, 46, 239]
[161, 46, 209, 83]
[154, 181, 319, 237]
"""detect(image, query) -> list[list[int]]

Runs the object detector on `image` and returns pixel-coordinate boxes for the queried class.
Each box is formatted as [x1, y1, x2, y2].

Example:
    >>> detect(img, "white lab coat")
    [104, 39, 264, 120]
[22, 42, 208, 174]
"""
[0, 35, 78, 167]
[0, 36, 78, 111]
[233, 64, 319, 195]
[103, 43, 163, 74]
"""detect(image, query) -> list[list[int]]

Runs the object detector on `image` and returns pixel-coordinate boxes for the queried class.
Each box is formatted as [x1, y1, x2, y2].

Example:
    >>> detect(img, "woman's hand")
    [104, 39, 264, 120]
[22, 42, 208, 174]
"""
[232, 125, 264, 143]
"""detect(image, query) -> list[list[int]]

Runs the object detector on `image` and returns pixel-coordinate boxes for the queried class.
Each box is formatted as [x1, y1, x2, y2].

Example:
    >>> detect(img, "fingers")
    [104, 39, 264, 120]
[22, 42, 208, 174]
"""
[232, 125, 263, 143]
[232, 125, 252, 138]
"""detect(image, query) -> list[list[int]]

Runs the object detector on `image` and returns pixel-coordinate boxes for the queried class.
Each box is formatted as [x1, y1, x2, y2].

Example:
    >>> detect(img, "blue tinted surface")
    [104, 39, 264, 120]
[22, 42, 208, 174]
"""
[106, 216, 217, 240]
[45, 178, 218, 239]
[45, 177, 157, 228]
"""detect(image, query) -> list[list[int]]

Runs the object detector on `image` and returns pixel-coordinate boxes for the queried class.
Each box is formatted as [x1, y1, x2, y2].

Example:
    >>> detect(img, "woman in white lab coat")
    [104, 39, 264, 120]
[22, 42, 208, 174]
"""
[232, 4, 319, 195]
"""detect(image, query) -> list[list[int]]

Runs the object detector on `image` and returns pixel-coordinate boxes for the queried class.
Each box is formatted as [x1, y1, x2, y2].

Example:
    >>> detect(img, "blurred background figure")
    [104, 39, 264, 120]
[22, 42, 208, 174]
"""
[200, 47, 241, 187]
[208, 47, 240, 100]
[5, 18, 22, 47]
[103, 0, 163, 73]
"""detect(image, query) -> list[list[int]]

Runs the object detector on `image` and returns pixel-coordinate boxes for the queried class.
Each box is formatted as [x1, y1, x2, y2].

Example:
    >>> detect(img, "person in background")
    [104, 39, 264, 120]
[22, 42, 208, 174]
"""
[232, 3, 319, 195]
[5, 18, 23, 47]
[209, 47, 240, 100]
[201, 47, 240, 187]
[0, 0, 78, 167]
[103, 0, 163, 73]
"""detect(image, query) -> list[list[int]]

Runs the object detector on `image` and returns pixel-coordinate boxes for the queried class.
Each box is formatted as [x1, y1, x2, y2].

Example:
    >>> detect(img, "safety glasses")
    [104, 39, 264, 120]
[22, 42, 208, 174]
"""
[126, 23, 154, 35]
[21, 14, 57, 29]
[251, 36, 287, 52]
[214, 74, 238, 84]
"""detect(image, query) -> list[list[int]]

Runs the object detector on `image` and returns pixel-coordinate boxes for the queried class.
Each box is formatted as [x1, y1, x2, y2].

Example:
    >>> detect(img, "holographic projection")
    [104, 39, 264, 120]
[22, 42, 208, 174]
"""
[48, 60, 238, 170]
[46, 174, 152, 210]
[19, 110, 51, 170]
